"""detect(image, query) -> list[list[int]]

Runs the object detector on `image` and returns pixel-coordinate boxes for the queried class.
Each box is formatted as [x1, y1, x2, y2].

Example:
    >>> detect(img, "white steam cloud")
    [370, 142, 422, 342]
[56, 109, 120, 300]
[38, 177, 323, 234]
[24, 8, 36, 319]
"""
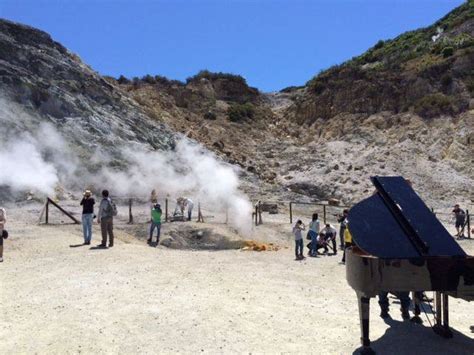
[0, 97, 252, 235]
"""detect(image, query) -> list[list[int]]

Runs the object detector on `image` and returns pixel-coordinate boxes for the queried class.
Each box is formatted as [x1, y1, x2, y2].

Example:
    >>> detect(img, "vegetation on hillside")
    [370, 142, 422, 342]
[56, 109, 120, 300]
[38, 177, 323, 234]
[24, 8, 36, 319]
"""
[301, 1, 473, 120]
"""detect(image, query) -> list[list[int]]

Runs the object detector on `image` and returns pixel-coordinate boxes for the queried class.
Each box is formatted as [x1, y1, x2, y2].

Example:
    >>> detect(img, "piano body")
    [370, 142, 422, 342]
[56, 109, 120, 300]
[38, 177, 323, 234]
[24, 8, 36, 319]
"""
[346, 176, 474, 355]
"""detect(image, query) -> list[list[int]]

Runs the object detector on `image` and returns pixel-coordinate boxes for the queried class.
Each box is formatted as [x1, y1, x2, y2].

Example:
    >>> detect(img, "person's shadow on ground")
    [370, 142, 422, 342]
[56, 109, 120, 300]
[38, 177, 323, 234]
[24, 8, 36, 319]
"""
[69, 243, 86, 248]
[352, 317, 474, 355]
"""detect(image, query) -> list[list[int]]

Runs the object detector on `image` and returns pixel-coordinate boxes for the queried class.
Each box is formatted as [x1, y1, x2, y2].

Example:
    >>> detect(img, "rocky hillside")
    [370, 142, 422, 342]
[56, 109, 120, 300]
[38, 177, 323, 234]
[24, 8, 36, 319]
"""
[0, 19, 175, 168]
[113, 71, 282, 185]
[0, 2, 472, 209]
[287, 2, 473, 123]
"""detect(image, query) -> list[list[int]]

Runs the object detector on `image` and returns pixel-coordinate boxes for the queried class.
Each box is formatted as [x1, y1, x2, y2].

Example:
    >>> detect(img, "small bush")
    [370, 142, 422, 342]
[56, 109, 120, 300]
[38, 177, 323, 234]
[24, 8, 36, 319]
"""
[374, 40, 385, 50]
[414, 93, 454, 118]
[441, 46, 454, 58]
[117, 75, 130, 84]
[440, 73, 452, 87]
[227, 103, 255, 122]
[141, 74, 156, 84]
[203, 111, 217, 120]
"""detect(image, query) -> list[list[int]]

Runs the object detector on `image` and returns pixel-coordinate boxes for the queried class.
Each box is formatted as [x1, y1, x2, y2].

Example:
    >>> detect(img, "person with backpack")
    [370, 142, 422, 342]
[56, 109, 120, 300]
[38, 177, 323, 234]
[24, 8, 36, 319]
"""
[148, 203, 162, 246]
[80, 190, 95, 245]
[0, 207, 6, 262]
[97, 190, 116, 248]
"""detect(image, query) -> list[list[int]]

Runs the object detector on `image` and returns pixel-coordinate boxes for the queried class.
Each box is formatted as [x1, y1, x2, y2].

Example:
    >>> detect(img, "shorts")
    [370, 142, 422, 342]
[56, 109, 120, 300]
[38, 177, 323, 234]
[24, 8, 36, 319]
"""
[455, 219, 465, 228]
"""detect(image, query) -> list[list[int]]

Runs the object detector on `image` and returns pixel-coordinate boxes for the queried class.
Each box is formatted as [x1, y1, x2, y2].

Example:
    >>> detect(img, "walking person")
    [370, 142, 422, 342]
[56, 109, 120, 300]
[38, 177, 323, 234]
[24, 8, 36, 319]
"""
[148, 203, 162, 246]
[97, 190, 115, 248]
[80, 190, 95, 245]
[0, 207, 6, 262]
[293, 220, 305, 260]
[308, 213, 320, 257]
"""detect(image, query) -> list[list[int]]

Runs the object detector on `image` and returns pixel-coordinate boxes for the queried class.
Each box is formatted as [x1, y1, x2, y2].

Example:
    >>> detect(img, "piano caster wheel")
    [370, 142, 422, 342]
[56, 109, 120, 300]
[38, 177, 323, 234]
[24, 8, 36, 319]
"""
[433, 324, 453, 338]
[410, 316, 423, 324]
[359, 346, 376, 355]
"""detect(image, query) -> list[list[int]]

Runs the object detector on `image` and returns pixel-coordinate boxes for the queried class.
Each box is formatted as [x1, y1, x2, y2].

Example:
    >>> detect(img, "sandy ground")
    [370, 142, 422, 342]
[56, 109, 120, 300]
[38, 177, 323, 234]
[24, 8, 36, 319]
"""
[1, 203, 474, 354]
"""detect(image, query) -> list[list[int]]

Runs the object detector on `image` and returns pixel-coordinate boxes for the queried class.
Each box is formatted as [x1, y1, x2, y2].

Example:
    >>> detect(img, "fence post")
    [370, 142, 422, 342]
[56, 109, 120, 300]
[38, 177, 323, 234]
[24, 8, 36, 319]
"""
[289, 202, 293, 224]
[128, 198, 134, 224]
[467, 210, 471, 239]
[323, 205, 327, 224]
[165, 198, 168, 222]
[255, 204, 258, 226]
[45, 199, 49, 224]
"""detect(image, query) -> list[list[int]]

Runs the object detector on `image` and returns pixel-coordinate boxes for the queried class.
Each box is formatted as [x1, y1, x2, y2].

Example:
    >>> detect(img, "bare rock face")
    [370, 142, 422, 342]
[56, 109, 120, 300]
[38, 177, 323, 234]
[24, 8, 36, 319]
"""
[0, 19, 175, 167]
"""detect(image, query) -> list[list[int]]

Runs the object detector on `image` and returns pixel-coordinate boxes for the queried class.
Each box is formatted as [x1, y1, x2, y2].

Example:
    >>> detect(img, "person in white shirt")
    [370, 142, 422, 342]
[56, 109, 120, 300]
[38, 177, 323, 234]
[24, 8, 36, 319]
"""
[319, 223, 337, 255]
[292, 220, 306, 260]
[308, 213, 320, 257]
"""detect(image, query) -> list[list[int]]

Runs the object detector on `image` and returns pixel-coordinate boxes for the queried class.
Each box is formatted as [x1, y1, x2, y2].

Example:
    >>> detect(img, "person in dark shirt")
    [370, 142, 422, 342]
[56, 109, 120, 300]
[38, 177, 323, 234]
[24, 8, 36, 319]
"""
[80, 190, 95, 245]
[452, 204, 466, 238]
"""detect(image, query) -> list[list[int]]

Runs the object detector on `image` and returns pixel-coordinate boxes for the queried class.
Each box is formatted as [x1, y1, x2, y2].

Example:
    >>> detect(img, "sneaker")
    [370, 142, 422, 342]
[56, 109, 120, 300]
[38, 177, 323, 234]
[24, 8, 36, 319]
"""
[98, 244, 107, 248]
[108, 244, 114, 248]
[0, 257, 3, 262]
[85, 241, 91, 245]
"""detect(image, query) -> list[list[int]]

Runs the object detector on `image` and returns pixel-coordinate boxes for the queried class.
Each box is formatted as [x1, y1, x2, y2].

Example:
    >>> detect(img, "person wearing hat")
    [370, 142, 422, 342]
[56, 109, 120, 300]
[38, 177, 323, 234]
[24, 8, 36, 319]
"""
[148, 203, 162, 246]
[80, 190, 95, 245]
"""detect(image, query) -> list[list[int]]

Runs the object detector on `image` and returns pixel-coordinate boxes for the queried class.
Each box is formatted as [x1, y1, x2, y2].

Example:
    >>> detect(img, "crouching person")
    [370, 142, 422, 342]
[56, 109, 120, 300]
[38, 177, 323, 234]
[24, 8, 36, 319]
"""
[148, 203, 162, 246]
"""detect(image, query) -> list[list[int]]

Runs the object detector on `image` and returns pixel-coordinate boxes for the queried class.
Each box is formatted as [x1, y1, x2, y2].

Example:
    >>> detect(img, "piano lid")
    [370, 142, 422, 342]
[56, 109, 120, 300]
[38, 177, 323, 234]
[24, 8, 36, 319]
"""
[348, 176, 466, 259]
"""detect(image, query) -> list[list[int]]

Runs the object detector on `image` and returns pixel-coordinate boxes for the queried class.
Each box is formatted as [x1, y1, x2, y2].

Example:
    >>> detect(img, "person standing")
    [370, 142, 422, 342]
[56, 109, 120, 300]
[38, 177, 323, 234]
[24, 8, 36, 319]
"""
[452, 204, 466, 238]
[341, 225, 353, 264]
[293, 220, 305, 260]
[97, 190, 115, 248]
[337, 209, 349, 250]
[0, 207, 6, 262]
[378, 291, 411, 320]
[185, 198, 194, 221]
[80, 190, 95, 245]
[308, 213, 320, 257]
[148, 203, 162, 246]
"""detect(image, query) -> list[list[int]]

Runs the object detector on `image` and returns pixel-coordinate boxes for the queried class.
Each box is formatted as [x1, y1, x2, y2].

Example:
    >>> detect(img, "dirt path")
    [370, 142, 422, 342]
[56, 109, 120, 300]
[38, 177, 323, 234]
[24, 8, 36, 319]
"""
[1, 212, 474, 354]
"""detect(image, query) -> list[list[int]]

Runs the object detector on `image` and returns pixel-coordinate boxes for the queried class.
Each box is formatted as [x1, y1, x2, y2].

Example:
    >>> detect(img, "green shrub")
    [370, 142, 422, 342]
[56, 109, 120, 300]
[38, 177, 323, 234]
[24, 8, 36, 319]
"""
[227, 103, 255, 122]
[203, 111, 217, 120]
[441, 46, 454, 58]
[141, 74, 156, 84]
[414, 93, 454, 118]
[117, 75, 130, 84]
[374, 40, 385, 50]
[440, 73, 452, 87]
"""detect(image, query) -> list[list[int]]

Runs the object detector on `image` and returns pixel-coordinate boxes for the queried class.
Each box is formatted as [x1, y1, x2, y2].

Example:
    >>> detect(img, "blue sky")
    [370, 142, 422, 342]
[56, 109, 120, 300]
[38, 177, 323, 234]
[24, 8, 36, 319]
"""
[0, 0, 465, 92]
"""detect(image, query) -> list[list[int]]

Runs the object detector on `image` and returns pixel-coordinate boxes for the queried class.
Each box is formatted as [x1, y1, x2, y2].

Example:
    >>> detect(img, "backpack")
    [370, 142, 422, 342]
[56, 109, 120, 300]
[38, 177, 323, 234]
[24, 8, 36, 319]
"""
[110, 200, 118, 216]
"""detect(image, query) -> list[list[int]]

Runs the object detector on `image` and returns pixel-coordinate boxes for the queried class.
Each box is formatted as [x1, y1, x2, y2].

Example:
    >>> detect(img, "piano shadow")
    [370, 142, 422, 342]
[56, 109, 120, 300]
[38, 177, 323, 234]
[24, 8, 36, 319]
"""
[352, 318, 474, 355]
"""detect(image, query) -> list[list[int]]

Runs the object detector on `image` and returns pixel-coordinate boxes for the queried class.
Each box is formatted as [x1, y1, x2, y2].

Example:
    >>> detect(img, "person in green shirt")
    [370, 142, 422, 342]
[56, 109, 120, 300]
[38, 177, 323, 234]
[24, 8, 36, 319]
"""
[148, 204, 162, 246]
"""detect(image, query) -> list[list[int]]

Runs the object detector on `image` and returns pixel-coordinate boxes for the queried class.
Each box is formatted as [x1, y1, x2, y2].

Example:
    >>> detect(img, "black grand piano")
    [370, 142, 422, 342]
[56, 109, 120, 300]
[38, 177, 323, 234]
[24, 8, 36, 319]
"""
[346, 176, 474, 355]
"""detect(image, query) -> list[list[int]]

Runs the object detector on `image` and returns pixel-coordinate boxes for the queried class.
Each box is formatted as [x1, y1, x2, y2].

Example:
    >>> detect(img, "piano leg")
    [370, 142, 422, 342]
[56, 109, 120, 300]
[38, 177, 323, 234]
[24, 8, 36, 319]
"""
[433, 292, 453, 338]
[410, 291, 423, 324]
[357, 292, 375, 355]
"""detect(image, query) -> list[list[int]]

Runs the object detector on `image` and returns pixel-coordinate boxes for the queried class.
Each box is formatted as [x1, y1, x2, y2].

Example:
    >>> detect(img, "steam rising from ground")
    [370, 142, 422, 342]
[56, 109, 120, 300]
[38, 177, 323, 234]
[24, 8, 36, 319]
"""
[0, 98, 252, 235]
